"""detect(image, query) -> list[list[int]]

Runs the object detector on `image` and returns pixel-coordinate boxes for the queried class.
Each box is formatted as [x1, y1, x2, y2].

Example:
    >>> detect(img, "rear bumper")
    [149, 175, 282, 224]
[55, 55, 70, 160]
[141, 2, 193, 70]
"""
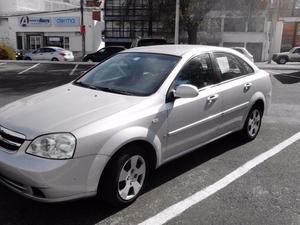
[0, 142, 109, 202]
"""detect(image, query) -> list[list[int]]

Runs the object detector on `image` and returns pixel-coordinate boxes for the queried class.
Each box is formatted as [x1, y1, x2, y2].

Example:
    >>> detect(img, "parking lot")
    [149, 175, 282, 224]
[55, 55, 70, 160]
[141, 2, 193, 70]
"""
[0, 61, 299, 225]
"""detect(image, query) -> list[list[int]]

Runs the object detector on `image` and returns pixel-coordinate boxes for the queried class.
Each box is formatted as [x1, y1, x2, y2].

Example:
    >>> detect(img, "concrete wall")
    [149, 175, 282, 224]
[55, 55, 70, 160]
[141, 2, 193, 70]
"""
[0, 19, 9, 45]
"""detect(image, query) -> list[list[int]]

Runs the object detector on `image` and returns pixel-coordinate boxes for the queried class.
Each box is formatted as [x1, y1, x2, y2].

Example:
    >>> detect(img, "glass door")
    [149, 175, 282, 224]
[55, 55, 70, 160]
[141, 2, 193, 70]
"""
[29, 36, 42, 50]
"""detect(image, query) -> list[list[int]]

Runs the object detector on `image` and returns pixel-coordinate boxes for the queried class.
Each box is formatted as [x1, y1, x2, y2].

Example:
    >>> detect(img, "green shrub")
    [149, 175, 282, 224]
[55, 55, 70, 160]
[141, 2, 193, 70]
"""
[0, 43, 15, 60]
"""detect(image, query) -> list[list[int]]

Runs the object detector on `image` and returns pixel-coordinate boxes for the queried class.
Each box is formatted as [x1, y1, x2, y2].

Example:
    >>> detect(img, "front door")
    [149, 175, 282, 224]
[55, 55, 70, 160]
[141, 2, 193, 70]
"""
[165, 54, 222, 160]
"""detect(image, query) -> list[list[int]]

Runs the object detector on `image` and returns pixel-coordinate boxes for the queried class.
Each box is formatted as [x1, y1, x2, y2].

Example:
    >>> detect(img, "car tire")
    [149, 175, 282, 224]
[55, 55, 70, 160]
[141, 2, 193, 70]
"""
[25, 57, 31, 60]
[239, 105, 263, 141]
[277, 57, 287, 64]
[51, 58, 59, 61]
[99, 145, 149, 208]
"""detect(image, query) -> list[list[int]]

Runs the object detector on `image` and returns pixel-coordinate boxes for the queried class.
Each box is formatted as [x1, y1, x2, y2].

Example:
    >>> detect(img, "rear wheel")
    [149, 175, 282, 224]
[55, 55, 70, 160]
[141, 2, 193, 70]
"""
[100, 145, 149, 207]
[277, 57, 287, 64]
[239, 105, 263, 141]
[24, 57, 31, 60]
[51, 58, 59, 61]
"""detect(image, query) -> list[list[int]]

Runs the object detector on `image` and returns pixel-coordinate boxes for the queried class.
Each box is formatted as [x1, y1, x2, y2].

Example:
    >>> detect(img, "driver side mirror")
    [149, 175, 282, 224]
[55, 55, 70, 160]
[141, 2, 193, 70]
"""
[173, 84, 199, 98]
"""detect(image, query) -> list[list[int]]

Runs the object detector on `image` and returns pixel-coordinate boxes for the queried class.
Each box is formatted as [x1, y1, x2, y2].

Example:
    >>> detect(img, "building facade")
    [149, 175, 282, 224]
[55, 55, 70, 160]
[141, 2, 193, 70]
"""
[104, 0, 271, 61]
[104, 0, 166, 47]
[0, 0, 104, 58]
[278, 0, 300, 51]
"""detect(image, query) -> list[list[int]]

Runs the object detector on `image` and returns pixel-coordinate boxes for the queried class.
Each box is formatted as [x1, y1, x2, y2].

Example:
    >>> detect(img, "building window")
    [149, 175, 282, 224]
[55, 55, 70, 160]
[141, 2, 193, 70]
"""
[248, 18, 264, 32]
[224, 18, 246, 32]
[46, 36, 70, 49]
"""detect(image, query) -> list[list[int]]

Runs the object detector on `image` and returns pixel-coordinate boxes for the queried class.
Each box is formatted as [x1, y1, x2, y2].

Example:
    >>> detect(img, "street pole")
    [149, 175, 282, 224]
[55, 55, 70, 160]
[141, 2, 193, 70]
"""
[174, 0, 180, 44]
[268, 0, 279, 64]
[80, 0, 86, 57]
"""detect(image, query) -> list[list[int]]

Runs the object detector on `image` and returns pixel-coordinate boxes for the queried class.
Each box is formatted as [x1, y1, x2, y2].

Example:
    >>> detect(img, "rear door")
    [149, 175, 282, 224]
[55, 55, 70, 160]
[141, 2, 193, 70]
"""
[212, 52, 256, 134]
[165, 53, 222, 160]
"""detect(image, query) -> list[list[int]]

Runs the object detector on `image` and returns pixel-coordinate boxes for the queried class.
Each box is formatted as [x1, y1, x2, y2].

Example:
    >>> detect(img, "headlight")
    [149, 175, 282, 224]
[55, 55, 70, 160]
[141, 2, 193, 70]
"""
[26, 133, 76, 159]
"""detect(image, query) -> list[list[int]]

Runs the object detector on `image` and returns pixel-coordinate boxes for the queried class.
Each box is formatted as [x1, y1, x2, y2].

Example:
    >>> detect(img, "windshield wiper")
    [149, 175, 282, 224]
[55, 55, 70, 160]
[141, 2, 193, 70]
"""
[74, 81, 98, 90]
[96, 86, 135, 96]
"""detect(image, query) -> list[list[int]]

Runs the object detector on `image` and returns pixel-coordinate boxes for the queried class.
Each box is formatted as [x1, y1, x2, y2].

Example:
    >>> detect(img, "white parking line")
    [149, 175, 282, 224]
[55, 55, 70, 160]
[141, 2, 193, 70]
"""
[69, 64, 79, 76]
[0, 63, 7, 66]
[139, 131, 300, 225]
[18, 63, 40, 75]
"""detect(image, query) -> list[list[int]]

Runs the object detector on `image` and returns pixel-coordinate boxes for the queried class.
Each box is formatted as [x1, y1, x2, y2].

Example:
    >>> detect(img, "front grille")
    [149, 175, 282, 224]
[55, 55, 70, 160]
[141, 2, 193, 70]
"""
[0, 126, 25, 152]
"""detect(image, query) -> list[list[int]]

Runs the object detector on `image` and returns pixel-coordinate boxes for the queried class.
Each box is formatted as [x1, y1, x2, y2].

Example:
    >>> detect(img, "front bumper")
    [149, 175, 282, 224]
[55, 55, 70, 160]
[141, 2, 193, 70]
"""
[0, 141, 109, 202]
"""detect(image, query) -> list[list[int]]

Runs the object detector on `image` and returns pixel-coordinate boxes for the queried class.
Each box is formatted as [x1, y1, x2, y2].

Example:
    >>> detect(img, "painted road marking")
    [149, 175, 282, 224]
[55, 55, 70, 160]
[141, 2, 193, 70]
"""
[69, 64, 79, 76]
[139, 131, 300, 225]
[0, 63, 7, 66]
[18, 63, 40, 75]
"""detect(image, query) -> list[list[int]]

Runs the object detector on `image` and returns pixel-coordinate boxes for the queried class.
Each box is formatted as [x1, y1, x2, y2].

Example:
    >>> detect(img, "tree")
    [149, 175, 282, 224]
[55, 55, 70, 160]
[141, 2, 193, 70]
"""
[161, 0, 222, 44]
[180, 0, 222, 44]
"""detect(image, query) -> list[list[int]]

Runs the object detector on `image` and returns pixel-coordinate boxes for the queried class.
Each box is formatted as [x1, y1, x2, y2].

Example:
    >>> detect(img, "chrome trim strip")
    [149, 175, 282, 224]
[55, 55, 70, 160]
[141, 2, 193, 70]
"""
[0, 126, 26, 140]
[0, 135, 22, 147]
[168, 102, 249, 137]
[168, 112, 223, 136]
[222, 102, 249, 115]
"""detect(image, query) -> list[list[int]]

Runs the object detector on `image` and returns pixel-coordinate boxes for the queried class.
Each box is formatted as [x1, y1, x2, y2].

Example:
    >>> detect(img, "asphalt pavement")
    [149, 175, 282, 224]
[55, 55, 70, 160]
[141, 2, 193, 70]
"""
[0, 62, 299, 225]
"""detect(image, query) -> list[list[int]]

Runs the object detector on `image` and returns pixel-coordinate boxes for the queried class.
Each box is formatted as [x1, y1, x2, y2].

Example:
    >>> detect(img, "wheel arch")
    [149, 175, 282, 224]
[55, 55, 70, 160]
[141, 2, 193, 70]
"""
[241, 93, 266, 127]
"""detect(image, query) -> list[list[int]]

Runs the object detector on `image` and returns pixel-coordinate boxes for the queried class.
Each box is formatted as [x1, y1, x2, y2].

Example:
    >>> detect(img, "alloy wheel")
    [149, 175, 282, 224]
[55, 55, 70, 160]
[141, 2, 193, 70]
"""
[118, 155, 146, 201]
[247, 109, 261, 138]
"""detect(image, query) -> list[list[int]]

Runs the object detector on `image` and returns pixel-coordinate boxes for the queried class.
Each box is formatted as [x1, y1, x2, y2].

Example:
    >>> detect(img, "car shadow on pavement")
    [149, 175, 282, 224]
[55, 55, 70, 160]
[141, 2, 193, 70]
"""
[0, 133, 247, 225]
[273, 72, 300, 84]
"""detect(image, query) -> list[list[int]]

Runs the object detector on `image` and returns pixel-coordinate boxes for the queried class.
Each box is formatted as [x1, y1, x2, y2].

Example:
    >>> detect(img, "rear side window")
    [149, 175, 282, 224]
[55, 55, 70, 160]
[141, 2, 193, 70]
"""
[175, 54, 215, 89]
[214, 53, 248, 81]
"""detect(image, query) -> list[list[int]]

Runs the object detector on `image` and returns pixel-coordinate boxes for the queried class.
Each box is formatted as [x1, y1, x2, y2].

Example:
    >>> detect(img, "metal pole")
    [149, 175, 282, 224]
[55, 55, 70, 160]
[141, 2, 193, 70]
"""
[80, 0, 86, 57]
[268, 0, 279, 64]
[174, 0, 180, 44]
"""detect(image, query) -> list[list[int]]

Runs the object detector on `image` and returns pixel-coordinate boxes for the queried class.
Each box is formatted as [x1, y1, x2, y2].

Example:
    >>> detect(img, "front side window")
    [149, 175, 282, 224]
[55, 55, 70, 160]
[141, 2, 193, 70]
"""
[75, 53, 180, 96]
[214, 53, 247, 81]
[175, 54, 215, 89]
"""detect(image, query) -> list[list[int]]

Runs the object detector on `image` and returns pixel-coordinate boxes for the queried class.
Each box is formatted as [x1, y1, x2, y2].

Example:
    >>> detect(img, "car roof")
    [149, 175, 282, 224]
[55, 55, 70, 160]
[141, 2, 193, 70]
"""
[123, 45, 234, 57]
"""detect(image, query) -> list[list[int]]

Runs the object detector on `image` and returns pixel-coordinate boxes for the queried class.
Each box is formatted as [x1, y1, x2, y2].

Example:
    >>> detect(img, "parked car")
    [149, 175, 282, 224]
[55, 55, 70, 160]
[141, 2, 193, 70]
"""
[130, 37, 167, 48]
[15, 50, 23, 60]
[231, 47, 254, 62]
[24, 47, 74, 62]
[0, 45, 271, 207]
[83, 46, 126, 62]
[272, 47, 300, 64]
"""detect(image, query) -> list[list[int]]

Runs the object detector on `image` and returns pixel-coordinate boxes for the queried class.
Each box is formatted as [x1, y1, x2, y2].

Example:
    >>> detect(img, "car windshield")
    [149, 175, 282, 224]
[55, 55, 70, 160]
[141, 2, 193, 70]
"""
[74, 53, 180, 96]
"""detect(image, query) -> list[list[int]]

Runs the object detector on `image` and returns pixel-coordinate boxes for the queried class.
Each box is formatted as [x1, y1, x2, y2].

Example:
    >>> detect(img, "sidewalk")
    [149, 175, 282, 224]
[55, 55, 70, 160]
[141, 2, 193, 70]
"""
[256, 61, 300, 71]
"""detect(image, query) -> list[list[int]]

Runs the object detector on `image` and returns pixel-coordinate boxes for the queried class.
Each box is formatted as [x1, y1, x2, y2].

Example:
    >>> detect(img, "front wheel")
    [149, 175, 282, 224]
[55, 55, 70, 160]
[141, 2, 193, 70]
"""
[100, 146, 148, 207]
[239, 106, 263, 141]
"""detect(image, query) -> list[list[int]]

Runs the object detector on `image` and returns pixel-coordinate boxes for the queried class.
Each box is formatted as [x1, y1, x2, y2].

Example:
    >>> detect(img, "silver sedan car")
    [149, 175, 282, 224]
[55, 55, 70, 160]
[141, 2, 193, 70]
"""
[0, 45, 272, 207]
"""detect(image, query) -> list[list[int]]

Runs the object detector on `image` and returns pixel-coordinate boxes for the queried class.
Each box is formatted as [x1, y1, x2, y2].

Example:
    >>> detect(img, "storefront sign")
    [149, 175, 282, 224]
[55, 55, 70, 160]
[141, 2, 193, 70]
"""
[53, 17, 80, 27]
[19, 16, 51, 27]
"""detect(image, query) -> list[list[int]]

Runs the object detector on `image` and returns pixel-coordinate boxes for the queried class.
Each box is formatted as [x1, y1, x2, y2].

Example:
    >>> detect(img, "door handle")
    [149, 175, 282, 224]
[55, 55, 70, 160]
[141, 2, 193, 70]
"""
[244, 83, 252, 91]
[207, 94, 219, 104]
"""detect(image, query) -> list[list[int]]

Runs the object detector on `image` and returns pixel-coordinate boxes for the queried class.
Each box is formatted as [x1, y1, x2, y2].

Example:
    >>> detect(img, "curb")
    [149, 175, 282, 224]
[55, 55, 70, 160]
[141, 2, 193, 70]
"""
[0, 60, 98, 65]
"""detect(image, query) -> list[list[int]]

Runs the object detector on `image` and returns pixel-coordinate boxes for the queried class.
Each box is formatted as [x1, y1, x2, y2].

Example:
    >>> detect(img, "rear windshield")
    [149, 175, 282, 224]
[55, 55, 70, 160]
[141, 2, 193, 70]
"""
[137, 39, 167, 47]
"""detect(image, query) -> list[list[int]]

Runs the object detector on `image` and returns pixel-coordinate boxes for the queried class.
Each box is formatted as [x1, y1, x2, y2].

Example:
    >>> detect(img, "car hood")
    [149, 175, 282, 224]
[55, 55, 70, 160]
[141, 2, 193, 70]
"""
[0, 84, 144, 139]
